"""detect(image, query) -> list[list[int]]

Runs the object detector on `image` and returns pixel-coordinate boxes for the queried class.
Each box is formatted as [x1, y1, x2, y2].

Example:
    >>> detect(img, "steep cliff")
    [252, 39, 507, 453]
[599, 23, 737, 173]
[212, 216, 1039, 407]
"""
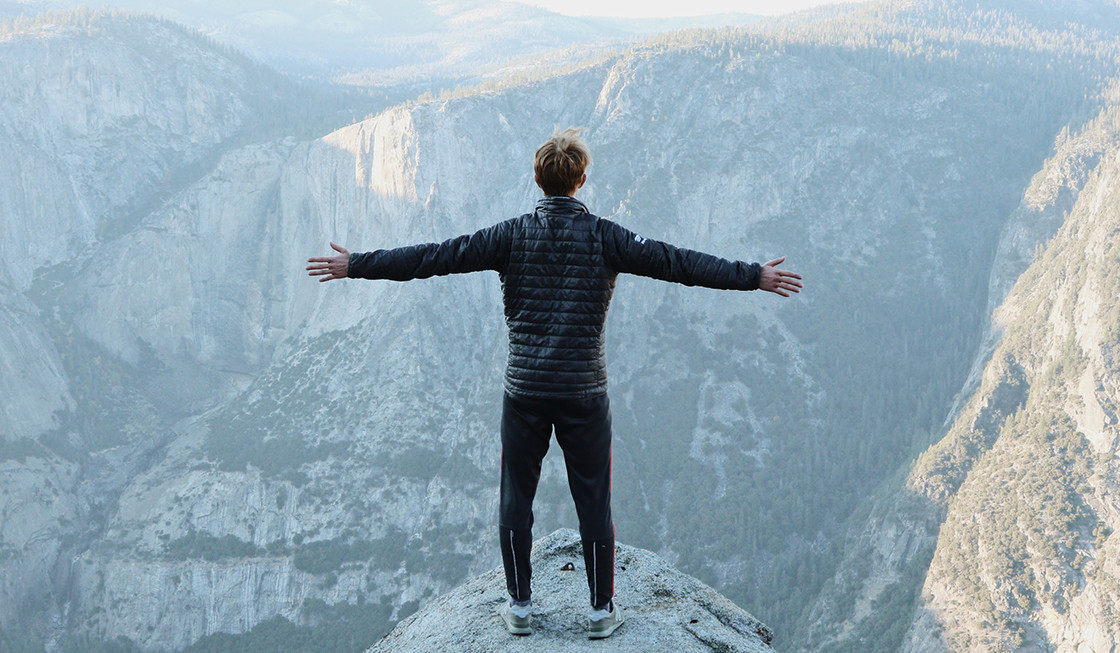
[905, 91, 1120, 653]
[0, 9, 352, 648]
[797, 84, 1120, 653]
[2, 11, 269, 290]
[0, 9, 264, 443]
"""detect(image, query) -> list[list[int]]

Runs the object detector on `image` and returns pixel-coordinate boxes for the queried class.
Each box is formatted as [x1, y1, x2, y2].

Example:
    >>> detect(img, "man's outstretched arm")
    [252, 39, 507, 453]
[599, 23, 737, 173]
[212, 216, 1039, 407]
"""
[306, 221, 512, 283]
[306, 242, 350, 282]
[602, 220, 802, 296]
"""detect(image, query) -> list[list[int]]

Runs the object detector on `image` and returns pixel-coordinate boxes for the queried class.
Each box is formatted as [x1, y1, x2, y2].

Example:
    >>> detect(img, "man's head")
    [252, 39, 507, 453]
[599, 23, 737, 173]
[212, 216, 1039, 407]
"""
[534, 128, 590, 197]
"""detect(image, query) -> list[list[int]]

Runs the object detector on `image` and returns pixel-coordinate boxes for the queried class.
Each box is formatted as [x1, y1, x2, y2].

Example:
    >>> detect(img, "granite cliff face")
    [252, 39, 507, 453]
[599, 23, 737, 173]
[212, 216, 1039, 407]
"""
[0, 12, 267, 292]
[796, 87, 1120, 653]
[0, 10, 346, 648]
[905, 92, 1120, 653]
[4, 2, 1120, 652]
[0, 11, 262, 444]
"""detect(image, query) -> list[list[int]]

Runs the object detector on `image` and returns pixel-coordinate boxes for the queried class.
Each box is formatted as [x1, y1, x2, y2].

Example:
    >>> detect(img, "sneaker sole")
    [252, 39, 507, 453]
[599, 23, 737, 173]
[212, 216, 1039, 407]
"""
[588, 615, 624, 639]
[499, 608, 532, 636]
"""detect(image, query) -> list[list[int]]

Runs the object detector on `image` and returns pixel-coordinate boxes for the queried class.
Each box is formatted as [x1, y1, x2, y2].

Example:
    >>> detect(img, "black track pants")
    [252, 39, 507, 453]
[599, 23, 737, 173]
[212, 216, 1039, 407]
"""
[498, 391, 615, 610]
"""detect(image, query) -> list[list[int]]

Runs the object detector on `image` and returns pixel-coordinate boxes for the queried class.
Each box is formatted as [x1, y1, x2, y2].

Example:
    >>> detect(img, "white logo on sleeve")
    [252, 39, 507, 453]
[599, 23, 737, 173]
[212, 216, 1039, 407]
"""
[634, 234, 646, 244]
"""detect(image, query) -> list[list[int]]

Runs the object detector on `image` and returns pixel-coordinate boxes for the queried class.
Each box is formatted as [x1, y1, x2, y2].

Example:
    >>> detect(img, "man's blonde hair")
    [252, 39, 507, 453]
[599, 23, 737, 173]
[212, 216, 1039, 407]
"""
[533, 128, 591, 196]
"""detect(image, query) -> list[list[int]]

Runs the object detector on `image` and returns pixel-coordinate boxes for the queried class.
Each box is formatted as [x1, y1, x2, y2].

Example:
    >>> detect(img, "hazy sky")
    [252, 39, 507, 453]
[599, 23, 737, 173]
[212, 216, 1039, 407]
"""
[511, 0, 863, 18]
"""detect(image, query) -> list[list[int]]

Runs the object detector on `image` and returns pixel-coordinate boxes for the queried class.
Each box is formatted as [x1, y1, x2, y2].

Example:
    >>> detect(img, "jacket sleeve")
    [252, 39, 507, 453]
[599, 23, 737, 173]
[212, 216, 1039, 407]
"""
[600, 219, 761, 290]
[347, 220, 512, 281]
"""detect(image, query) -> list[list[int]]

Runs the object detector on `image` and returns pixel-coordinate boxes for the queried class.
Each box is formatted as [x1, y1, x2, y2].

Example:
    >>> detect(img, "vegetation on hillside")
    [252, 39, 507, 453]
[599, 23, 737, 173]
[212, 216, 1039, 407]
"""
[908, 95, 1120, 649]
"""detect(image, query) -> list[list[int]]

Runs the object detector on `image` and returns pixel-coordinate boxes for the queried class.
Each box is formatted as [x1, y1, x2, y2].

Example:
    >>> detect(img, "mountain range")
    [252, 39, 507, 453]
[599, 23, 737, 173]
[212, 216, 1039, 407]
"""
[2, 0, 761, 82]
[2, 1, 1120, 651]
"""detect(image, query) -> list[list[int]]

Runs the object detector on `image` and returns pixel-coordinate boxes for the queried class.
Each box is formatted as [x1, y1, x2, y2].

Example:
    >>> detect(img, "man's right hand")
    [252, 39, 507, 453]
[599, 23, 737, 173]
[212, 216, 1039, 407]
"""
[759, 257, 803, 297]
[306, 242, 350, 282]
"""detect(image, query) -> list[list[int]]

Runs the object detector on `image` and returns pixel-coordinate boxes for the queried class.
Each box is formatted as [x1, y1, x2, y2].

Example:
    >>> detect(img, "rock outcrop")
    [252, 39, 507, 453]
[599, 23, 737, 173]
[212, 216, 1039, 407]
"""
[368, 529, 774, 653]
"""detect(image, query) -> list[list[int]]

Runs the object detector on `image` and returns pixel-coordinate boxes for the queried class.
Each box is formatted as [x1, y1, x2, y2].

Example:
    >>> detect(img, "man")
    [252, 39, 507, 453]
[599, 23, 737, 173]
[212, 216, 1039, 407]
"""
[307, 127, 802, 639]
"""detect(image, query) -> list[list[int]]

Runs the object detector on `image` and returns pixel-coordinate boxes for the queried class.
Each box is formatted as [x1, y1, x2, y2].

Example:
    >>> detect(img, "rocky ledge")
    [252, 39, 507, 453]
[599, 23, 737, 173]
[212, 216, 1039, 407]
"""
[367, 528, 774, 652]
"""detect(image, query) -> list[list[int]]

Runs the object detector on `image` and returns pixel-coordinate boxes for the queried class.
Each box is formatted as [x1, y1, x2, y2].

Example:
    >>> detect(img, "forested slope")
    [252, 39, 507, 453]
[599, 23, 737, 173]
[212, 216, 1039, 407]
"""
[799, 72, 1120, 653]
[907, 91, 1120, 652]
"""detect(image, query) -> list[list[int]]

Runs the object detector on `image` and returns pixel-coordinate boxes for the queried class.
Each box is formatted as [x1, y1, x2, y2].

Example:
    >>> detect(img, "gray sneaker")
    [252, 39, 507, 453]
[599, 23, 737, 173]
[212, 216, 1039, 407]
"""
[588, 602, 624, 640]
[499, 601, 532, 636]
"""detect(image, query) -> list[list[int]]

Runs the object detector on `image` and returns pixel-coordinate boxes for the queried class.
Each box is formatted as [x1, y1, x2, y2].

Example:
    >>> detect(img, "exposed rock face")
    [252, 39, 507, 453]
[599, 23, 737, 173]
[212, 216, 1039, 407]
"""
[0, 10, 337, 646]
[0, 12, 261, 292]
[950, 89, 1120, 424]
[0, 293, 70, 440]
[799, 88, 1120, 653]
[908, 96, 1120, 653]
[368, 529, 774, 653]
[0, 12, 261, 443]
[794, 487, 940, 653]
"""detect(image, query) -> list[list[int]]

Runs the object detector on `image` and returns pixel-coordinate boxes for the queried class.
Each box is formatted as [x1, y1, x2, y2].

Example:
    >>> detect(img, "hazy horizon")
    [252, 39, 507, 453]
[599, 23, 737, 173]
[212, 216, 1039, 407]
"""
[511, 0, 869, 17]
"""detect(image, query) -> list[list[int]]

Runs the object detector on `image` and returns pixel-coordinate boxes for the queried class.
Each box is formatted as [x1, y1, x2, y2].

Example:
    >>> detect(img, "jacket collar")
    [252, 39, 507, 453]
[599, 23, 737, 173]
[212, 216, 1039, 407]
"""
[535, 195, 589, 216]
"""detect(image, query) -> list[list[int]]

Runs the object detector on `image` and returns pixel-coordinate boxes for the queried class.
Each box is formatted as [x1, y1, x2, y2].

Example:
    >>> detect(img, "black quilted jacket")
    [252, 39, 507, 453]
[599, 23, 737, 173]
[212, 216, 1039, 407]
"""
[348, 196, 761, 398]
